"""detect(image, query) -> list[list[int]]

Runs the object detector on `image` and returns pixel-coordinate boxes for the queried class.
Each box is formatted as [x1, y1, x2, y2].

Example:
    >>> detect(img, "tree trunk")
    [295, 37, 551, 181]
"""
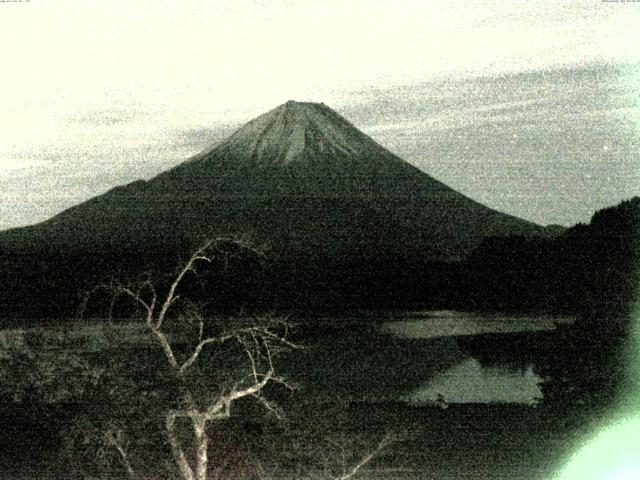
[194, 416, 209, 480]
[166, 413, 195, 480]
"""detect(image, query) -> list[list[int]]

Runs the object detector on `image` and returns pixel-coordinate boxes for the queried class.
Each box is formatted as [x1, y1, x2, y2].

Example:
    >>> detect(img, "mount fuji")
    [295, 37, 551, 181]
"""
[0, 101, 554, 316]
[2, 101, 547, 259]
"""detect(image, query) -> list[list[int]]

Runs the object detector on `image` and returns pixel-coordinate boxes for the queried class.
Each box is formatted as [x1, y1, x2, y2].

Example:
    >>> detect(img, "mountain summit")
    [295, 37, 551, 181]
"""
[189, 100, 404, 169]
[156, 99, 419, 201]
[154, 100, 468, 204]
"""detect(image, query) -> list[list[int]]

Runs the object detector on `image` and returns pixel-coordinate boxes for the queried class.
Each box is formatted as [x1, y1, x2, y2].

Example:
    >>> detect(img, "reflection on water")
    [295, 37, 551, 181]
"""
[404, 357, 544, 405]
[381, 310, 571, 340]
[379, 311, 575, 405]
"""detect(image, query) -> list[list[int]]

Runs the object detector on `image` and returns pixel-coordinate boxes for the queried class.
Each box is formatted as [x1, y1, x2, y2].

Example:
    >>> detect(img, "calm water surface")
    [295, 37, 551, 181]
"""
[379, 311, 574, 405]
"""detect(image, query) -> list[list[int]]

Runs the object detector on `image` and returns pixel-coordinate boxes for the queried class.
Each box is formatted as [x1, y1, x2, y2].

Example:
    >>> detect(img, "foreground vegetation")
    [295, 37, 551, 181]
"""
[0, 307, 630, 479]
[1, 239, 406, 479]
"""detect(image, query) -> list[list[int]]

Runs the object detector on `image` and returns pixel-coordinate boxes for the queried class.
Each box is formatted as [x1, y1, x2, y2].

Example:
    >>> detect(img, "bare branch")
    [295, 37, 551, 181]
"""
[139, 277, 157, 319]
[104, 429, 139, 480]
[150, 326, 179, 369]
[239, 335, 259, 383]
[227, 369, 274, 403]
[268, 375, 296, 391]
[197, 313, 204, 344]
[117, 286, 154, 324]
[178, 335, 233, 374]
[156, 239, 216, 329]
[333, 435, 398, 480]
[179, 323, 292, 374]
[254, 326, 302, 350]
[251, 393, 283, 419]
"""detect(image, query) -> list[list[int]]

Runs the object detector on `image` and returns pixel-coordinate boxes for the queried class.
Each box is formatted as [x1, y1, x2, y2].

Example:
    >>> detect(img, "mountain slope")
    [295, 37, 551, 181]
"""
[0, 100, 559, 317]
[1, 101, 546, 260]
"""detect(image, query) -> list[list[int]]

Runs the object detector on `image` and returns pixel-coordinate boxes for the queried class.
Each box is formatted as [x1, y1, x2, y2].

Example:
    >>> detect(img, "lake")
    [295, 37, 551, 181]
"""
[286, 310, 575, 405]
[0, 311, 574, 406]
[382, 311, 575, 405]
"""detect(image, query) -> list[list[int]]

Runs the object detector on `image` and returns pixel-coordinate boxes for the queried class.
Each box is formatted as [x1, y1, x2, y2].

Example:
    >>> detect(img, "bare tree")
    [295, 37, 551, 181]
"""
[81, 238, 297, 480]
[325, 434, 400, 480]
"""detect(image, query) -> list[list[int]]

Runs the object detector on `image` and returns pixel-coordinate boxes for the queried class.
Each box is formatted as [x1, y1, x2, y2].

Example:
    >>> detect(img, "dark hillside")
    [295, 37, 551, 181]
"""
[466, 196, 639, 321]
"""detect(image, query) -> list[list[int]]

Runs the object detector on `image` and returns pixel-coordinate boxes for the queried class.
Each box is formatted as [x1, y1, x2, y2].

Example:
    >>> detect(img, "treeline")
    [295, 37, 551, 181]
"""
[0, 241, 466, 322]
[252, 197, 639, 318]
[0, 198, 637, 325]
[465, 197, 639, 323]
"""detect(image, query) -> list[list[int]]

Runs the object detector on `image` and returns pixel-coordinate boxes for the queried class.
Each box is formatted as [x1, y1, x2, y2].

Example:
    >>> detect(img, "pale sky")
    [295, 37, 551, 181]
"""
[1, 0, 639, 230]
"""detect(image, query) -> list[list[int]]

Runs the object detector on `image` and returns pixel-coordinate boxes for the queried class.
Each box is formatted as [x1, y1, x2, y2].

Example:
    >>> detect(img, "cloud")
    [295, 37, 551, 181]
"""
[0, 123, 233, 230]
[346, 63, 640, 226]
